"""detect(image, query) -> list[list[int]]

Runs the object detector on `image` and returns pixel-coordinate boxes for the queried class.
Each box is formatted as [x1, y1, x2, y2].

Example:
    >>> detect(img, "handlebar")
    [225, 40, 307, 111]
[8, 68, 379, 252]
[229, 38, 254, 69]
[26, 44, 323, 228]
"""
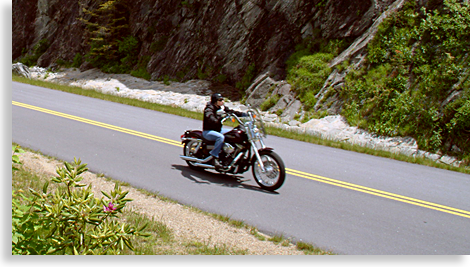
[221, 108, 266, 138]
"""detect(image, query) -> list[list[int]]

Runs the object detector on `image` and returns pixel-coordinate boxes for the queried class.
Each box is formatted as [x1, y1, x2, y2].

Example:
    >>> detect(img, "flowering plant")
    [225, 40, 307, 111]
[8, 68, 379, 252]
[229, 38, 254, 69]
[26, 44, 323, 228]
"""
[12, 158, 149, 255]
[104, 202, 117, 212]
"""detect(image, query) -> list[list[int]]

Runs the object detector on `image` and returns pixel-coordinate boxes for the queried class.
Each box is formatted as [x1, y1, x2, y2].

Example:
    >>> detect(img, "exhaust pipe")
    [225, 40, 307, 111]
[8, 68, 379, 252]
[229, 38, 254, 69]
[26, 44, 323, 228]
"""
[193, 163, 215, 169]
[180, 155, 213, 163]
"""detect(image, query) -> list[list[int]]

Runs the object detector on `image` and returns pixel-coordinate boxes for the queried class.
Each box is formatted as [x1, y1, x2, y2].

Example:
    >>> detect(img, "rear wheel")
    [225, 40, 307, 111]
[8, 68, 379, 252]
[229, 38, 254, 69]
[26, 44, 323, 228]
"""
[183, 140, 204, 170]
[252, 150, 285, 191]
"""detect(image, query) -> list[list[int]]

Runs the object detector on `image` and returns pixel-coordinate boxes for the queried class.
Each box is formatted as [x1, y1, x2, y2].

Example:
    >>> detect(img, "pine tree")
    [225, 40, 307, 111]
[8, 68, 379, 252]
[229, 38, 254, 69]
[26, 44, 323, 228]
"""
[79, 0, 130, 69]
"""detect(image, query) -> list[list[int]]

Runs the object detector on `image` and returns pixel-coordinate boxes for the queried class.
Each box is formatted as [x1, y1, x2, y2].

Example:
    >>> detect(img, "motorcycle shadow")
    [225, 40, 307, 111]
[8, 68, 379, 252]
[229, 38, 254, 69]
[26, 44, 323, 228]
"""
[171, 164, 279, 195]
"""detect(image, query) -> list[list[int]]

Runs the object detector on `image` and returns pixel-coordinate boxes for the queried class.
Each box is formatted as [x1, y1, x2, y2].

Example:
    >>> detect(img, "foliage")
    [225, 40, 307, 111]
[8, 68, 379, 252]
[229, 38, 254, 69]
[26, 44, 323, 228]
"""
[12, 158, 149, 255]
[341, 0, 470, 159]
[287, 53, 333, 110]
[12, 145, 25, 171]
[72, 53, 83, 68]
[79, 0, 140, 73]
[80, 0, 128, 57]
[260, 94, 281, 111]
[20, 39, 50, 67]
[236, 63, 257, 96]
[286, 36, 351, 110]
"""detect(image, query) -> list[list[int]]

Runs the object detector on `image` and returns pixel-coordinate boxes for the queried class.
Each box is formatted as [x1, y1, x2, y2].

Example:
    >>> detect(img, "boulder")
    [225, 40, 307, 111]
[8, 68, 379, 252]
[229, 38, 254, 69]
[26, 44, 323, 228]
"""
[12, 63, 31, 79]
[244, 73, 277, 108]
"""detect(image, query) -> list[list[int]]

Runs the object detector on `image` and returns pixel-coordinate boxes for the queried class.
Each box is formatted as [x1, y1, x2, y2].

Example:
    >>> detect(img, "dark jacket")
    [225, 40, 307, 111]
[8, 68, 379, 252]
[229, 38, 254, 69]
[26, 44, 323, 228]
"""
[203, 102, 244, 132]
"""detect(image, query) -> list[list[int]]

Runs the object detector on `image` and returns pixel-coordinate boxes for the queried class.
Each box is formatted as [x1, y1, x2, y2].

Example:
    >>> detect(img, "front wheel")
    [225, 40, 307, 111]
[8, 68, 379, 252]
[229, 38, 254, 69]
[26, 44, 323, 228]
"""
[252, 150, 285, 191]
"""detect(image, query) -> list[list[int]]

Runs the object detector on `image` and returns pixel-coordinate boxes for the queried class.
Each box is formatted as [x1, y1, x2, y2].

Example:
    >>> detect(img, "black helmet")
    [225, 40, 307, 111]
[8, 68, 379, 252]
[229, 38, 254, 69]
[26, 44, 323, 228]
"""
[211, 93, 224, 104]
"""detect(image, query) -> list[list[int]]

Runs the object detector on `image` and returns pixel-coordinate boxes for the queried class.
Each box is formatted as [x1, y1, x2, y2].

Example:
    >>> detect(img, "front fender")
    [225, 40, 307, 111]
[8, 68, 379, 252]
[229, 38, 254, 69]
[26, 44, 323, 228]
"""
[258, 147, 274, 153]
[250, 147, 275, 163]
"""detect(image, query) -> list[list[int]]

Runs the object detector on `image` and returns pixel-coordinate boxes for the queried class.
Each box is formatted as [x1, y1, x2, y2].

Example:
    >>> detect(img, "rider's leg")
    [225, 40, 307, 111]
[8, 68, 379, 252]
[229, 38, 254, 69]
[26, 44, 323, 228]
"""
[202, 130, 225, 158]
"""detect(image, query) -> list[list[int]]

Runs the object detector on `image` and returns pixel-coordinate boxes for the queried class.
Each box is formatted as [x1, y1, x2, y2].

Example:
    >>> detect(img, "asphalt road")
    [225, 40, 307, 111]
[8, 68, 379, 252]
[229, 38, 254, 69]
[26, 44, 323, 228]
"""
[12, 82, 470, 255]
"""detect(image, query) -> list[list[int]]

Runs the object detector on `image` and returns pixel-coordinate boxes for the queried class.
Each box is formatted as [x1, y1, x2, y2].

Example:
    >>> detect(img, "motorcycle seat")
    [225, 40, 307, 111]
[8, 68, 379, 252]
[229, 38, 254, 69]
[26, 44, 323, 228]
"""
[202, 137, 216, 145]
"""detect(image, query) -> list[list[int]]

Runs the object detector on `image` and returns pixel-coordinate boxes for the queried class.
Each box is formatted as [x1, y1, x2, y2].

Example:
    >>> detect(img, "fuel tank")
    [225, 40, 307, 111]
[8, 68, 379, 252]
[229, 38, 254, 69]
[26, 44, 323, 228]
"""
[224, 125, 248, 144]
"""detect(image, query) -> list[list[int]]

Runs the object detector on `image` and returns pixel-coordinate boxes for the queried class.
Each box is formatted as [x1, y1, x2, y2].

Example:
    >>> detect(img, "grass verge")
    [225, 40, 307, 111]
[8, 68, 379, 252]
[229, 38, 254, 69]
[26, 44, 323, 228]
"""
[12, 74, 469, 174]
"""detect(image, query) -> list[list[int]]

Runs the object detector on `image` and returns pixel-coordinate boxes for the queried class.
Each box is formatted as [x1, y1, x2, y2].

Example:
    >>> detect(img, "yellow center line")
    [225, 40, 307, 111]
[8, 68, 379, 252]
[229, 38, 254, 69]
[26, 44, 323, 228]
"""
[13, 101, 470, 219]
[13, 101, 182, 147]
[286, 168, 470, 219]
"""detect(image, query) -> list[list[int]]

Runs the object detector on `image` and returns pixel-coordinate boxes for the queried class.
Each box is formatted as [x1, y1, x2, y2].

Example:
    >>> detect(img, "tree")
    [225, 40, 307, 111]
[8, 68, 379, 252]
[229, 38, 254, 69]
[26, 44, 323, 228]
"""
[79, 0, 131, 70]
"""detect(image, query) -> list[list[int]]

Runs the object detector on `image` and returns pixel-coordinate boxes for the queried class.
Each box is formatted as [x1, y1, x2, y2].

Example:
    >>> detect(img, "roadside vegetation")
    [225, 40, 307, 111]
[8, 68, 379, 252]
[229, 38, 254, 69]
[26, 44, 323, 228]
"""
[286, 0, 470, 165]
[343, 0, 469, 163]
[12, 151, 150, 255]
[286, 34, 352, 112]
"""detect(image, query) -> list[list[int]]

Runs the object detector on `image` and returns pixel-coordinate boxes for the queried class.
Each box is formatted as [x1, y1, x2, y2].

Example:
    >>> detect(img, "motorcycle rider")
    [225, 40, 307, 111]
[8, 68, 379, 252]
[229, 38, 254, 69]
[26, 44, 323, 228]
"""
[203, 93, 246, 169]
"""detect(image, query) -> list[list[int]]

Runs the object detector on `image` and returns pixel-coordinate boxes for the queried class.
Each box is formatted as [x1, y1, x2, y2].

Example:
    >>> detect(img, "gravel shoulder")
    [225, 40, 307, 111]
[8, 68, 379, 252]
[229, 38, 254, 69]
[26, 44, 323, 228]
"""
[18, 150, 305, 255]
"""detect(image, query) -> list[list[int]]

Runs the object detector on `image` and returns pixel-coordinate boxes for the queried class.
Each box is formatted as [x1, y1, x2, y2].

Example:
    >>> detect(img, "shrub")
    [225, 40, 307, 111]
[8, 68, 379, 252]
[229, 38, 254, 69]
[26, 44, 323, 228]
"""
[341, 0, 470, 159]
[20, 39, 50, 67]
[285, 35, 351, 112]
[236, 63, 257, 96]
[287, 53, 333, 110]
[80, 1, 137, 73]
[260, 94, 281, 111]
[12, 158, 149, 255]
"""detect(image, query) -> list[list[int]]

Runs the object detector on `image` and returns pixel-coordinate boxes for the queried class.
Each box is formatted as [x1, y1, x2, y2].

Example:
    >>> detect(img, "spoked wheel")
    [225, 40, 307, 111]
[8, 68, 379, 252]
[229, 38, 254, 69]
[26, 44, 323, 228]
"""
[252, 150, 285, 191]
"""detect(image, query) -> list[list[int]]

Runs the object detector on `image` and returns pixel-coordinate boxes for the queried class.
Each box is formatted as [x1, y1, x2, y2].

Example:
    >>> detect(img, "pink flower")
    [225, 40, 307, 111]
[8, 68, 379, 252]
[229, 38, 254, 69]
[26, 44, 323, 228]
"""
[104, 202, 116, 212]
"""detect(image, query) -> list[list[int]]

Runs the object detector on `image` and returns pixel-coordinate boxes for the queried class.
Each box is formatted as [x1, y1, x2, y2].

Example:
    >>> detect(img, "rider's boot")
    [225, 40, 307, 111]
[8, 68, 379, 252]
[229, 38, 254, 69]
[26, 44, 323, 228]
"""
[213, 158, 223, 169]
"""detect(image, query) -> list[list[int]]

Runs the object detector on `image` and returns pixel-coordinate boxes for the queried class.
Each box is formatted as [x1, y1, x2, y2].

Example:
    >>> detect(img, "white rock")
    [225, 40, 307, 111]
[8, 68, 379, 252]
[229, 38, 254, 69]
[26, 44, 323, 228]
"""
[12, 63, 32, 78]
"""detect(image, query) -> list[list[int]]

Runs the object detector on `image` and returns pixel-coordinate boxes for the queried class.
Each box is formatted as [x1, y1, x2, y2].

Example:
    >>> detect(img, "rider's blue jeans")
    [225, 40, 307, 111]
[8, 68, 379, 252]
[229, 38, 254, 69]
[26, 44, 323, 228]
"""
[202, 129, 229, 158]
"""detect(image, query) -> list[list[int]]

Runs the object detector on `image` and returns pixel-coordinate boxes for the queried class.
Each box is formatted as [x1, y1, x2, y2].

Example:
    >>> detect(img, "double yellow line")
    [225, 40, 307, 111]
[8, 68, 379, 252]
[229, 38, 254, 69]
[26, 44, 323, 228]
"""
[13, 101, 182, 147]
[13, 101, 470, 219]
[287, 168, 470, 219]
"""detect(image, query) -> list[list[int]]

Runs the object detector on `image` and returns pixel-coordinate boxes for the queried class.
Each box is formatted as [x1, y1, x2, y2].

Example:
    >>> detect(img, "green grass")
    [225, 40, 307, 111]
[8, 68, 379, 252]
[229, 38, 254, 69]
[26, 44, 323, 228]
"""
[12, 74, 469, 174]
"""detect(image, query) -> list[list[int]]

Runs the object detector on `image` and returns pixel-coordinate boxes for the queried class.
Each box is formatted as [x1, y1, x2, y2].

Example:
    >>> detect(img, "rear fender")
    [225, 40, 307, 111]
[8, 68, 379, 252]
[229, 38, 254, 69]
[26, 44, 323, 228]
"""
[181, 130, 203, 143]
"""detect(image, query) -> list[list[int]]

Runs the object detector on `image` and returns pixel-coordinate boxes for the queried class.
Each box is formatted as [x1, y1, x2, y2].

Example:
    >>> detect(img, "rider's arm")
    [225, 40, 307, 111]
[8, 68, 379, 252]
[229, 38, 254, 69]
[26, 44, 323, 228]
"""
[205, 105, 221, 123]
[223, 106, 247, 117]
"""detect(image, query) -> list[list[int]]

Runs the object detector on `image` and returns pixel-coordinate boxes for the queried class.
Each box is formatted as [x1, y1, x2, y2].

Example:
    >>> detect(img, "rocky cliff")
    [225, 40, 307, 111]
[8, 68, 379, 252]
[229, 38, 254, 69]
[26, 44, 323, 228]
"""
[13, 0, 396, 85]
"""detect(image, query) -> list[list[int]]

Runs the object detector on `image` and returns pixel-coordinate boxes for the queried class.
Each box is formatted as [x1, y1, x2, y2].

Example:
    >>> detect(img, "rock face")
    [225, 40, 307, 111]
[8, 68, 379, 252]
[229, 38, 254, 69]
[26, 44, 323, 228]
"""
[13, 0, 396, 86]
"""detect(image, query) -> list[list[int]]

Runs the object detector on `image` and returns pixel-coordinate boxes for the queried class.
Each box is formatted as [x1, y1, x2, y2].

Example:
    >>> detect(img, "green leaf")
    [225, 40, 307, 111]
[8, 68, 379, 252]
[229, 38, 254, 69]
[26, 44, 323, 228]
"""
[101, 191, 112, 199]
[42, 181, 49, 194]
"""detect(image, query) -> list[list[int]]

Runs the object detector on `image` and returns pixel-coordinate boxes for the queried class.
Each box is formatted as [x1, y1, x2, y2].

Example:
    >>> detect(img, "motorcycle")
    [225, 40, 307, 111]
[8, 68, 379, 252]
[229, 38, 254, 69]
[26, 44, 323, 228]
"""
[179, 107, 286, 191]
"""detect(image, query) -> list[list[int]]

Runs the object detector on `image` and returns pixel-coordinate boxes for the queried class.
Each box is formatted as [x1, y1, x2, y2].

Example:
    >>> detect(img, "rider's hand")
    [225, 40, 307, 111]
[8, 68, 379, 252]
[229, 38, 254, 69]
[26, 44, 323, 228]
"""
[216, 109, 225, 116]
[216, 109, 226, 120]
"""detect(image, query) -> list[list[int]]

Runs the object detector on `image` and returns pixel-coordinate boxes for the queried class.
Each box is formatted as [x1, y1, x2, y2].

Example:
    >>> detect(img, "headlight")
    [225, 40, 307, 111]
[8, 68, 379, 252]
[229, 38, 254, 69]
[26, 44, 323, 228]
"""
[251, 126, 261, 140]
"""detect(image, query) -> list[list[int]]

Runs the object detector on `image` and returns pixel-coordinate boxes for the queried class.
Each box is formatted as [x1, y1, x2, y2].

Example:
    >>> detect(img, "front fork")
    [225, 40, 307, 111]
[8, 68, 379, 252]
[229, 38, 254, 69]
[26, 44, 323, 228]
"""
[251, 140, 271, 173]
